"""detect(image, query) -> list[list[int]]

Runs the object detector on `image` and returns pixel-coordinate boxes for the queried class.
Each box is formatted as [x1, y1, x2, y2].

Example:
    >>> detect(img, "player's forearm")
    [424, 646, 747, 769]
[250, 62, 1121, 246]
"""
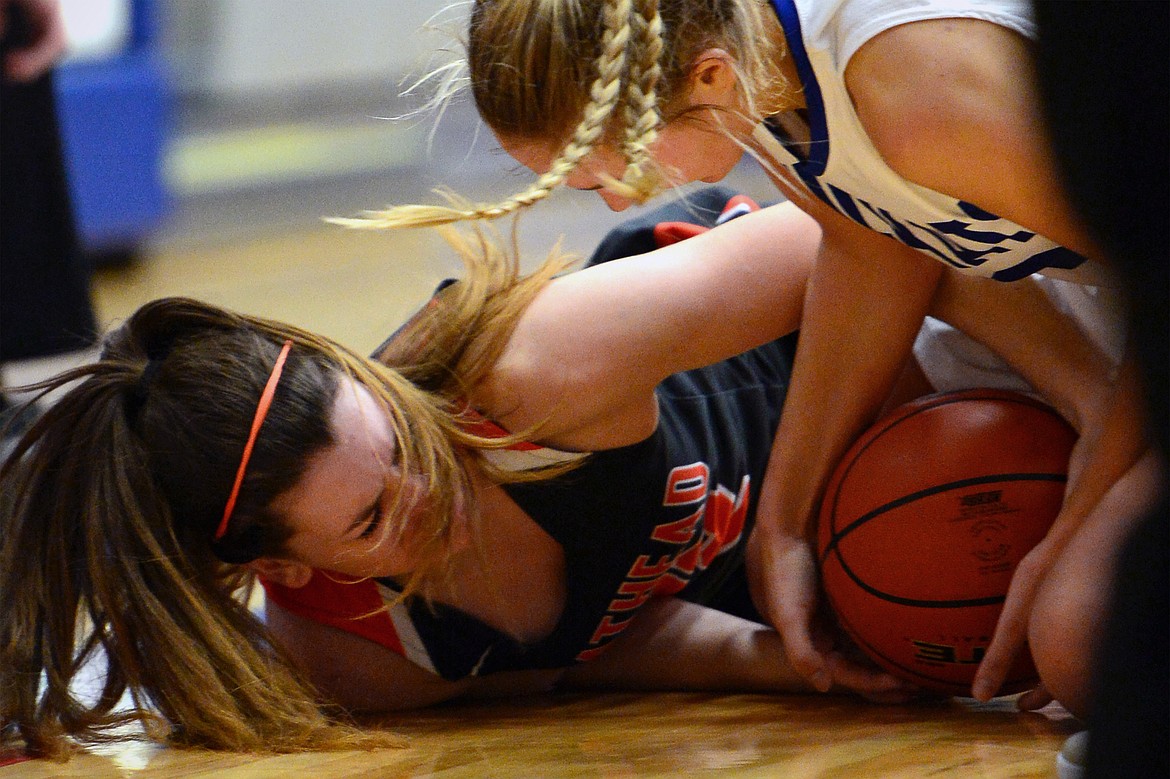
[1059, 354, 1150, 522]
[559, 598, 814, 693]
[929, 273, 1116, 433]
[760, 235, 943, 539]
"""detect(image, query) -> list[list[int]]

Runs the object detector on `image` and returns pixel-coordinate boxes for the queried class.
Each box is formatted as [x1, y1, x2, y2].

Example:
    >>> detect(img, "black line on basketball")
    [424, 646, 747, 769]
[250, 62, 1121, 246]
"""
[823, 473, 1066, 608]
[821, 472, 1068, 557]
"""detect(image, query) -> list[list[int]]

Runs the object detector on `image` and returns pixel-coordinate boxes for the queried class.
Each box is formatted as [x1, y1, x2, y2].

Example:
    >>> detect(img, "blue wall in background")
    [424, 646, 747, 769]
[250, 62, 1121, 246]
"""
[54, 0, 170, 253]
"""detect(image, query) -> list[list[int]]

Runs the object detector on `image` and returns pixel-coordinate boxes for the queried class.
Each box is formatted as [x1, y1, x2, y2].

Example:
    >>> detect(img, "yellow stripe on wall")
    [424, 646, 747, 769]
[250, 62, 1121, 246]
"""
[164, 120, 426, 195]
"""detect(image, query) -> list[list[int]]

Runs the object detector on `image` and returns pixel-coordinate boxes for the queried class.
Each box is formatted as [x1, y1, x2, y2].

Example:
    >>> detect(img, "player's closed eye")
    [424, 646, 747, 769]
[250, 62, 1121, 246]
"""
[358, 499, 387, 539]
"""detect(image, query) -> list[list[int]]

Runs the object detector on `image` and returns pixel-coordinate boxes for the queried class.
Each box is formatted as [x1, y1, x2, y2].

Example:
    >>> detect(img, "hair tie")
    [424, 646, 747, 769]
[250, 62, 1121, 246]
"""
[137, 359, 163, 395]
[214, 340, 293, 542]
[124, 359, 163, 420]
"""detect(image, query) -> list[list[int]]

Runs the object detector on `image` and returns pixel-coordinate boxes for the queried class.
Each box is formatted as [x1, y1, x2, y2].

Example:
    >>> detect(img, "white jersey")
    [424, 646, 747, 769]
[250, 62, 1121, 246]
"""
[759, 0, 1111, 285]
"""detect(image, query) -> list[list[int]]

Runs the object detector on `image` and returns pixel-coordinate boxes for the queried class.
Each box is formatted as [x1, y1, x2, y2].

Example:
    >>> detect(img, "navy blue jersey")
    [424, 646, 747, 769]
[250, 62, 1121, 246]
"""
[263, 190, 793, 678]
[381, 335, 793, 677]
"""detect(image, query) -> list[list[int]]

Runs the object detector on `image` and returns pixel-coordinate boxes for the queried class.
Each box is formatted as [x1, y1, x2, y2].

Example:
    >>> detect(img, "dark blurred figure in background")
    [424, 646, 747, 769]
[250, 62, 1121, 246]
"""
[1033, 2, 1168, 777]
[0, 0, 98, 434]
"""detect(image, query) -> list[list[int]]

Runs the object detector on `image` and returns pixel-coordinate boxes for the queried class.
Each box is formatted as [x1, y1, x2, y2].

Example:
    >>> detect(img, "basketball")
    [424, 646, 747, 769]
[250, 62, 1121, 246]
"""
[817, 389, 1077, 696]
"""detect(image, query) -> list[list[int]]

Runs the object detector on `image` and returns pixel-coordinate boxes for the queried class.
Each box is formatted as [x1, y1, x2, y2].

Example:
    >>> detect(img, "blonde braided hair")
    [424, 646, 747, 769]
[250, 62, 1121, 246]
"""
[337, 0, 787, 231]
[607, 0, 666, 202]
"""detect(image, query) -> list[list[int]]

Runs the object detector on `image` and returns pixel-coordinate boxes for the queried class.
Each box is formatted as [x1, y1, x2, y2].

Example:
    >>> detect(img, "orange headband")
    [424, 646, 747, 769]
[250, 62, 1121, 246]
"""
[214, 340, 293, 541]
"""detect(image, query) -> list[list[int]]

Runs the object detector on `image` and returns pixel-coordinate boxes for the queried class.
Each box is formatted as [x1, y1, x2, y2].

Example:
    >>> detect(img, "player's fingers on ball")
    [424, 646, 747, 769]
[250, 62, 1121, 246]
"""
[1016, 683, 1054, 711]
[972, 624, 1026, 701]
[1008, 546, 1059, 614]
[826, 656, 916, 700]
[778, 603, 824, 676]
[973, 576, 1036, 698]
[818, 391, 1069, 702]
[786, 638, 829, 689]
[971, 642, 1014, 699]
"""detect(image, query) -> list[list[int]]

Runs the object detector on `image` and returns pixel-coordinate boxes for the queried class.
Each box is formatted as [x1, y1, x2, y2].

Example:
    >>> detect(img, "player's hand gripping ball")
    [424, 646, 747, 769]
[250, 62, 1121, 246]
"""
[816, 389, 1076, 696]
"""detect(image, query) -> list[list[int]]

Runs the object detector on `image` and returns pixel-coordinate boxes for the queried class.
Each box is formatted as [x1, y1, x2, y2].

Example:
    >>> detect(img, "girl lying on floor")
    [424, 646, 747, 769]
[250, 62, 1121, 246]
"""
[0, 193, 1111, 756]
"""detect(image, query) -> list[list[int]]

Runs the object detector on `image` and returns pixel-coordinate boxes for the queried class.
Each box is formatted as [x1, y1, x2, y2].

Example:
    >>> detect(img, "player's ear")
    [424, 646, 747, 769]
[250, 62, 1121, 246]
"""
[684, 49, 740, 109]
[248, 557, 313, 589]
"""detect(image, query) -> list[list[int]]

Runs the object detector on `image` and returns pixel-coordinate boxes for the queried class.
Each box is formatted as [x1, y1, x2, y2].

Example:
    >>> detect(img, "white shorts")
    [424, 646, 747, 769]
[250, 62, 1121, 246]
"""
[913, 277, 1127, 395]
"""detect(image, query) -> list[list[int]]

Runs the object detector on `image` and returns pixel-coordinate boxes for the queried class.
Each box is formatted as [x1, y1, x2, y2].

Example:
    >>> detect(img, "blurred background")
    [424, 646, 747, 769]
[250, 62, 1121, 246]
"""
[9, 0, 774, 381]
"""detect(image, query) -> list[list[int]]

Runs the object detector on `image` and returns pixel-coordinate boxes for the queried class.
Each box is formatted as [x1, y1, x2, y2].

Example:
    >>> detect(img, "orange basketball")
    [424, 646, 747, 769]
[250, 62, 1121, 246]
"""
[816, 389, 1077, 696]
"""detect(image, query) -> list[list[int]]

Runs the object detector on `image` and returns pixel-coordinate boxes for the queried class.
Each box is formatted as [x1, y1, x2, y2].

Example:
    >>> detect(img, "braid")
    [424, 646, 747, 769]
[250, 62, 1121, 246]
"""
[543, 0, 633, 187]
[336, 0, 793, 232]
[617, 0, 665, 201]
[334, 0, 636, 231]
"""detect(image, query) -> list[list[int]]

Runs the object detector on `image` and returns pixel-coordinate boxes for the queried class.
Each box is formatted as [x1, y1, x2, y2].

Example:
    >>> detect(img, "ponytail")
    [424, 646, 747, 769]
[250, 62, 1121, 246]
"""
[0, 325, 390, 756]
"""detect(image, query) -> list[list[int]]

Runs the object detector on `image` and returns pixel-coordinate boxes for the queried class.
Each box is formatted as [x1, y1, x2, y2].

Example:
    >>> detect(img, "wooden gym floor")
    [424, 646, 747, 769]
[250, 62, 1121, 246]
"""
[2, 692, 1078, 777]
[1, 209, 1080, 777]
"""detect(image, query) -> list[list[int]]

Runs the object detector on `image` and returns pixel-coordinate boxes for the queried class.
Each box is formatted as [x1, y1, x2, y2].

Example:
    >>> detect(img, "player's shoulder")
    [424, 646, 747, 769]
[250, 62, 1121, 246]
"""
[844, 16, 1038, 189]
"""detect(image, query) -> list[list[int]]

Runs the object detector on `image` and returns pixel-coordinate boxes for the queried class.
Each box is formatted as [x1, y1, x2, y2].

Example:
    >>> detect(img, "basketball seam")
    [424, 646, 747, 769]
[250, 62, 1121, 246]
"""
[822, 473, 1066, 608]
[822, 472, 1068, 556]
[821, 391, 1069, 550]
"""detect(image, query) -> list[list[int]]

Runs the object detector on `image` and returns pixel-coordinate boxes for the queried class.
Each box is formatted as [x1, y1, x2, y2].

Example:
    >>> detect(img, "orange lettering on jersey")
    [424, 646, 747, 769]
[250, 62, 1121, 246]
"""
[707, 476, 750, 548]
[697, 529, 722, 569]
[671, 539, 703, 577]
[662, 462, 709, 505]
[610, 579, 659, 611]
[589, 614, 634, 645]
[628, 554, 674, 579]
[579, 467, 752, 665]
[651, 571, 690, 596]
[650, 505, 704, 545]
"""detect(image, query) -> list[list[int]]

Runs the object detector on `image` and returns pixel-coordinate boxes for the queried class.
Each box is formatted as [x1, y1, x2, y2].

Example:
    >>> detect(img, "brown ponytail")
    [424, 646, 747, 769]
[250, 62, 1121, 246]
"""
[0, 302, 390, 756]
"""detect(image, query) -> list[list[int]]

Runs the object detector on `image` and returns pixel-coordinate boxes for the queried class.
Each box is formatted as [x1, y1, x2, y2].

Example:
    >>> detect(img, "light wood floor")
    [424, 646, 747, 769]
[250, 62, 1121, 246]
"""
[2, 693, 1077, 778]
[3, 197, 1080, 777]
